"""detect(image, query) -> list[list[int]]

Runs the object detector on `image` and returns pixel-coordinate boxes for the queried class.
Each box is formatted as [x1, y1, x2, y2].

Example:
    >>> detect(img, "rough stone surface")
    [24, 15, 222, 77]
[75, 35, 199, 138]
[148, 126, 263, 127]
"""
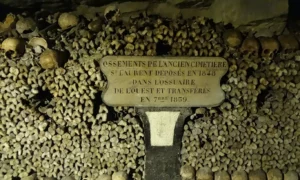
[0, 0, 73, 10]
[0, 0, 206, 9]
[181, 0, 288, 36]
[147, 3, 181, 19]
[167, 0, 214, 8]
[0, 0, 289, 36]
[0, 0, 288, 36]
[181, 0, 287, 24]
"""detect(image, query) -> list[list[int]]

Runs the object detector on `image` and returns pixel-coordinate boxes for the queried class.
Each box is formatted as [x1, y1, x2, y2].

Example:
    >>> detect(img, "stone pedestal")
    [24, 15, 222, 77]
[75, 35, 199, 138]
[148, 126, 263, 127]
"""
[138, 108, 191, 180]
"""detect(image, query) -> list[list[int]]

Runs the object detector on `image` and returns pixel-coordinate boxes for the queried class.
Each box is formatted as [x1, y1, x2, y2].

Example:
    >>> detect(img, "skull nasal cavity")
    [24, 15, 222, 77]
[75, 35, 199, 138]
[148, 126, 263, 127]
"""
[263, 49, 270, 54]
[242, 50, 249, 54]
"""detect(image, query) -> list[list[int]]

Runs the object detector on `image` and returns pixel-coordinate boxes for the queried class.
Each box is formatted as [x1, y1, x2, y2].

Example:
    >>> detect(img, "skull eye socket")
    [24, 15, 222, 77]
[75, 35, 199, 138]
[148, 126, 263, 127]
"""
[23, 29, 34, 34]
[285, 49, 294, 54]
[251, 51, 258, 56]
[105, 10, 118, 21]
[242, 50, 249, 55]
[5, 50, 15, 59]
[263, 49, 270, 54]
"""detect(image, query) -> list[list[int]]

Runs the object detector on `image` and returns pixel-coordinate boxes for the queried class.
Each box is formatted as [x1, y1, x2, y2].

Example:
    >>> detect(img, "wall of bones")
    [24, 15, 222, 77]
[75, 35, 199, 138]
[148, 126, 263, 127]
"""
[0, 3, 300, 180]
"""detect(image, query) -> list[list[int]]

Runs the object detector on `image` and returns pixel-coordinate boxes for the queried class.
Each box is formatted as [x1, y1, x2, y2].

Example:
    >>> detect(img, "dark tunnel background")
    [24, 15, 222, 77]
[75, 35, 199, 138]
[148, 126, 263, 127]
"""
[288, 0, 300, 29]
[289, 0, 300, 19]
[0, 0, 300, 20]
[0, 0, 300, 30]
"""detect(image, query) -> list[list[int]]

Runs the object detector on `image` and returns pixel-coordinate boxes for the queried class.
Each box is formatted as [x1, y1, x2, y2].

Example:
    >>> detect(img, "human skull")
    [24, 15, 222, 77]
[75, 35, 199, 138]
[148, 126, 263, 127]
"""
[61, 176, 75, 180]
[284, 171, 298, 180]
[29, 37, 48, 49]
[215, 171, 230, 180]
[39, 49, 60, 69]
[232, 170, 248, 180]
[196, 167, 213, 180]
[267, 169, 282, 180]
[112, 171, 127, 180]
[258, 37, 279, 61]
[16, 17, 36, 34]
[195, 107, 207, 117]
[278, 34, 299, 59]
[97, 174, 112, 180]
[240, 37, 260, 59]
[88, 19, 103, 32]
[1, 37, 25, 58]
[104, 4, 120, 22]
[223, 29, 243, 48]
[20, 174, 37, 180]
[0, 13, 16, 33]
[58, 12, 79, 30]
[180, 165, 195, 180]
[29, 37, 48, 53]
[249, 169, 267, 180]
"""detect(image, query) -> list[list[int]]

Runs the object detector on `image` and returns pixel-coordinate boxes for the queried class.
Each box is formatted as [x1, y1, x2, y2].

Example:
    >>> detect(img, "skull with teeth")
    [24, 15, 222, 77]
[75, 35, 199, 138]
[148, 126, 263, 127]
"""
[278, 34, 299, 60]
[0, 37, 25, 59]
[240, 37, 260, 59]
[258, 37, 280, 61]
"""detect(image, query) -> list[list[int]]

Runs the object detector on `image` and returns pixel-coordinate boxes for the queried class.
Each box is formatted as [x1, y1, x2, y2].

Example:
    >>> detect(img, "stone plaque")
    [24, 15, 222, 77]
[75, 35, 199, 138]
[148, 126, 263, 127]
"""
[100, 56, 228, 180]
[100, 56, 228, 107]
